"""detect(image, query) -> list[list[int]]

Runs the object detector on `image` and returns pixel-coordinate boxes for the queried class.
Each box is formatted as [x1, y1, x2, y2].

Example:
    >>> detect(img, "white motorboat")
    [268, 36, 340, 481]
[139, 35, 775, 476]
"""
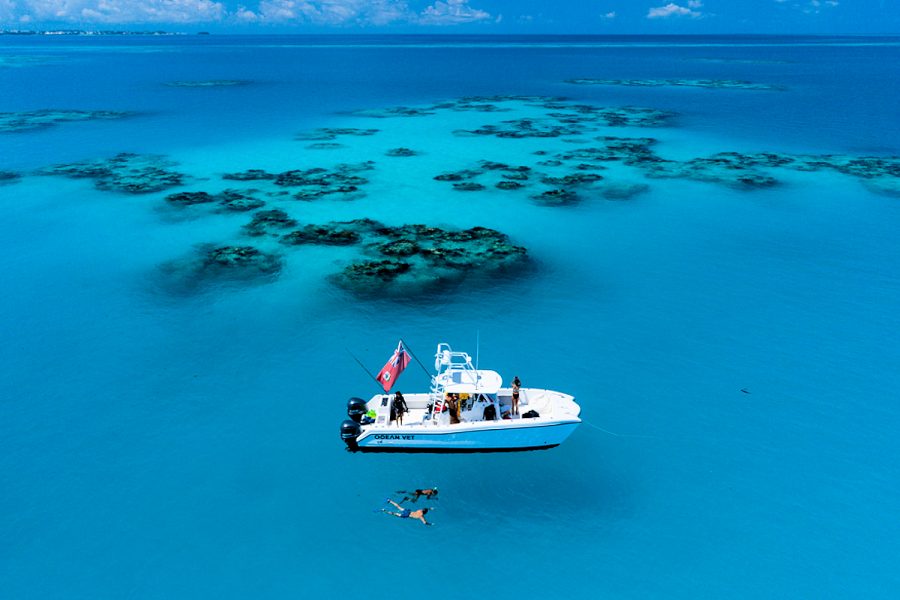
[340, 342, 581, 453]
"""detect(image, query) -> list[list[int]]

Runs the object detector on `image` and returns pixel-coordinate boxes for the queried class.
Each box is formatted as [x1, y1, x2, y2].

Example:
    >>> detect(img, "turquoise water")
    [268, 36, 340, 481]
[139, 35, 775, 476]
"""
[2, 35, 900, 598]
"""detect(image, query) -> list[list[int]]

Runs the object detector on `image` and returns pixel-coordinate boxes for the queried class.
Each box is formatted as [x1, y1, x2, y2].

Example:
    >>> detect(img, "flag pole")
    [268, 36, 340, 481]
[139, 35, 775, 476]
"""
[401, 339, 434, 379]
[345, 348, 386, 393]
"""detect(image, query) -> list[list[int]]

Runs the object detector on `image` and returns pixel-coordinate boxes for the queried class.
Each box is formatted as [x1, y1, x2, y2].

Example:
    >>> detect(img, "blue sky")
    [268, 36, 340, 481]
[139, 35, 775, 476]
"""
[0, 0, 897, 34]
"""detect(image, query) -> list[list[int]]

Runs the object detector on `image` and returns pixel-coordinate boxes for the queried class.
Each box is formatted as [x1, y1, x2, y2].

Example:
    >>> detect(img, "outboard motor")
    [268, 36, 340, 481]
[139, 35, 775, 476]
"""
[347, 397, 368, 423]
[340, 420, 362, 450]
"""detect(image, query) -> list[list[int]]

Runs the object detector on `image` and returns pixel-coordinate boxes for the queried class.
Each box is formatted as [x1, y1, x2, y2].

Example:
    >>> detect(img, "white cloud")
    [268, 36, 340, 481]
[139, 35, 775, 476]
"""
[418, 0, 490, 25]
[1, 0, 17, 22]
[246, 0, 491, 26]
[11, 0, 225, 23]
[601, 11, 616, 19]
[802, 0, 839, 13]
[647, 2, 703, 18]
[233, 4, 258, 21]
[687, 0, 702, 7]
[0, 0, 493, 26]
[244, 0, 411, 25]
[231, 0, 413, 25]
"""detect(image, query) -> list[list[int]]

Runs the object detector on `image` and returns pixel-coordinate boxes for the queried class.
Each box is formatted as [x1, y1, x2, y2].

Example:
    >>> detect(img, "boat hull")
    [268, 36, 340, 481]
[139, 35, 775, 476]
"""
[351, 420, 580, 453]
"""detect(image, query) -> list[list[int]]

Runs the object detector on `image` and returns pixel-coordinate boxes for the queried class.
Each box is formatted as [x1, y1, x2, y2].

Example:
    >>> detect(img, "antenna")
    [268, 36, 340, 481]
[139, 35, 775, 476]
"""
[475, 330, 480, 373]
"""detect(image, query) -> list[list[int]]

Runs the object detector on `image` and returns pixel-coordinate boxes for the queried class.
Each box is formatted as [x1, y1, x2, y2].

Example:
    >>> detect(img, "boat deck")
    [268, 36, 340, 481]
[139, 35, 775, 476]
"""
[364, 388, 577, 429]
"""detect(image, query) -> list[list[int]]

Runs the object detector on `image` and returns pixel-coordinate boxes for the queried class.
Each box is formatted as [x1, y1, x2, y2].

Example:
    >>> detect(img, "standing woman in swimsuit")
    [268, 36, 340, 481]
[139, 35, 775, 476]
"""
[512, 376, 521, 416]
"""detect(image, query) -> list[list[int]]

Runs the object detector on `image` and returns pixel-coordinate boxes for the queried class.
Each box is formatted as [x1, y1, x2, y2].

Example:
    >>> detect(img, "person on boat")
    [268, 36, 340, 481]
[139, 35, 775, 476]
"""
[382, 499, 432, 526]
[397, 487, 439, 502]
[392, 391, 408, 426]
[511, 376, 521, 416]
[447, 394, 460, 425]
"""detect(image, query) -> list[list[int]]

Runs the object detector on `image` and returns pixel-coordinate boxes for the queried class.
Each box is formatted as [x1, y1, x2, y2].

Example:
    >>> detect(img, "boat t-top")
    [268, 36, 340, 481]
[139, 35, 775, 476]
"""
[340, 341, 581, 452]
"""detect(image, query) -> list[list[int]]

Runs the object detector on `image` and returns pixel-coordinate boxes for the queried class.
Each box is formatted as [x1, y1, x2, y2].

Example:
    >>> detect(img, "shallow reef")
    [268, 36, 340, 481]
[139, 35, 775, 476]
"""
[295, 127, 379, 141]
[281, 219, 380, 246]
[243, 209, 298, 237]
[532, 189, 579, 206]
[0, 170, 21, 184]
[351, 96, 569, 120]
[165, 188, 266, 212]
[0, 109, 134, 133]
[158, 243, 282, 294]
[218, 189, 267, 211]
[455, 106, 675, 139]
[165, 191, 215, 206]
[385, 147, 419, 157]
[598, 182, 650, 200]
[223, 162, 374, 201]
[565, 78, 785, 91]
[335, 222, 528, 297]
[40, 153, 185, 194]
[101, 92, 899, 301]
[637, 151, 900, 193]
[349, 106, 437, 118]
[689, 58, 794, 65]
[164, 80, 251, 88]
[453, 182, 486, 192]
[0, 55, 61, 68]
[305, 142, 345, 150]
[247, 216, 529, 297]
[222, 169, 276, 181]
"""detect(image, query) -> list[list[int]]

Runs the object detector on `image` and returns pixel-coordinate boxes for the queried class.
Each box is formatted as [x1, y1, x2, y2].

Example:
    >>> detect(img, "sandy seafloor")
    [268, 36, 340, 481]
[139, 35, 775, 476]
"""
[2, 35, 900, 598]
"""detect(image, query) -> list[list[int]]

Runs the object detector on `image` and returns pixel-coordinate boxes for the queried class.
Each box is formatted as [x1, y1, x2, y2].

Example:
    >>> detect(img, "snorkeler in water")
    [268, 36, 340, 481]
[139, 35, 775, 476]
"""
[382, 498, 432, 526]
[396, 487, 439, 502]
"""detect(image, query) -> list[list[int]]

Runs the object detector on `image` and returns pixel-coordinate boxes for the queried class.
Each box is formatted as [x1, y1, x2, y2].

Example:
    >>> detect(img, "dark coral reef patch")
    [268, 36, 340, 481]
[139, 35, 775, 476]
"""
[0, 109, 134, 133]
[243, 209, 298, 237]
[40, 153, 185, 194]
[333, 222, 529, 297]
[385, 147, 419, 157]
[164, 80, 251, 88]
[565, 78, 785, 91]
[0, 170, 21, 184]
[240, 215, 529, 297]
[165, 188, 266, 212]
[223, 162, 374, 201]
[158, 244, 283, 294]
[295, 127, 379, 141]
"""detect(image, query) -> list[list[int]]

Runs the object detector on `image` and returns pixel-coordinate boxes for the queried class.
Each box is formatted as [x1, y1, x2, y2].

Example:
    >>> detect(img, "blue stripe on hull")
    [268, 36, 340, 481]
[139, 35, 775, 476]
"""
[350, 444, 560, 454]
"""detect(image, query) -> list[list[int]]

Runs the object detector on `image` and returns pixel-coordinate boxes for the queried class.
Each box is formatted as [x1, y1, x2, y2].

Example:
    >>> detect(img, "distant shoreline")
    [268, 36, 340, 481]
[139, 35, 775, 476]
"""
[0, 30, 195, 36]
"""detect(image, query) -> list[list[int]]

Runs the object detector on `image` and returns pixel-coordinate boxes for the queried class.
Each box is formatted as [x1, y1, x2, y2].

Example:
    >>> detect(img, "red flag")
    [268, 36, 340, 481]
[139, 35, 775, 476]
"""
[376, 341, 411, 392]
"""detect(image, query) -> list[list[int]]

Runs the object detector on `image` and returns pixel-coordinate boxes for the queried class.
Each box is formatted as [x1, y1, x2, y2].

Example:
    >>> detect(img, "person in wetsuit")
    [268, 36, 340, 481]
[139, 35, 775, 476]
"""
[397, 488, 439, 503]
[392, 391, 408, 426]
[382, 498, 432, 526]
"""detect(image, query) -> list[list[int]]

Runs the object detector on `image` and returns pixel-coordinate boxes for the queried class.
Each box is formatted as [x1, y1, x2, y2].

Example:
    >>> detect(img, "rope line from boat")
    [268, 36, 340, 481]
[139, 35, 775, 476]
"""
[580, 418, 663, 440]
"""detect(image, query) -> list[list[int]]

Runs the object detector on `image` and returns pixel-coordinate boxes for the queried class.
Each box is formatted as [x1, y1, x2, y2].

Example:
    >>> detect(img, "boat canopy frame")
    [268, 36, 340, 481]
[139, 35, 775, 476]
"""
[428, 343, 501, 423]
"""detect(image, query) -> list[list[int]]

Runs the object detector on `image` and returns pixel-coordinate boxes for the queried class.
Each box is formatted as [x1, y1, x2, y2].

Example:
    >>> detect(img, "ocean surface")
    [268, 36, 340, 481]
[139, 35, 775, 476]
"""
[2, 35, 900, 598]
